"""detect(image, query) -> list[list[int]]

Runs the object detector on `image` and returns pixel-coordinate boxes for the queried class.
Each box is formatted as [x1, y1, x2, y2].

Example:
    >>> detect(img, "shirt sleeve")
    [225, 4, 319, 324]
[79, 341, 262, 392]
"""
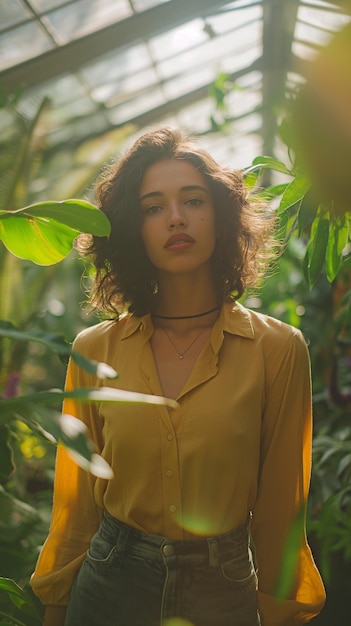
[30, 345, 104, 606]
[252, 328, 326, 625]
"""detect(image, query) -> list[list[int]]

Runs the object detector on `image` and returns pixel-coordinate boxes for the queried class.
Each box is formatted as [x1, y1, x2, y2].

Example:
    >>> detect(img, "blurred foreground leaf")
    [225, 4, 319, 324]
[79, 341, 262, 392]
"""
[0, 200, 110, 265]
[0, 322, 117, 378]
[0, 577, 42, 622]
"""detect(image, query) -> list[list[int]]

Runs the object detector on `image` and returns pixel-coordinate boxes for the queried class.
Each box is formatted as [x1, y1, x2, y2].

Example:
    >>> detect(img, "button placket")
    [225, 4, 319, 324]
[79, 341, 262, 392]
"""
[160, 408, 183, 536]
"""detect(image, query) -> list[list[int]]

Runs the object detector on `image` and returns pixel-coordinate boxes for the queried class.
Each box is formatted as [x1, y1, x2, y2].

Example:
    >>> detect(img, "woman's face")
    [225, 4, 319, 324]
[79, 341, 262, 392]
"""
[139, 159, 217, 278]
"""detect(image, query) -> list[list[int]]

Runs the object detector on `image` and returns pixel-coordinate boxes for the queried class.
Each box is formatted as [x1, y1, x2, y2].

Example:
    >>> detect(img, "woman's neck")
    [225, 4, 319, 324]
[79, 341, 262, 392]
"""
[151, 273, 220, 331]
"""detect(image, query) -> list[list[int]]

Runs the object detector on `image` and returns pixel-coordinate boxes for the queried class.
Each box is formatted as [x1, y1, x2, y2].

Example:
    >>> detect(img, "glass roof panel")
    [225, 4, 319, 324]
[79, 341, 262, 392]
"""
[149, 19, 208, 61]
[176, 99, 219, 134]
[226, 86, 261, 119]
[81, 43, 152, 85]
[235, 70, 262, 90]
[163, 67, 216, 100]
[131, 0, 171, 9]
[92, 67, 159, 105]
[44, 0, 132, 43]
[31, 0, 74, 10]
[157, 24, 261, 80]
[48, 96, 98, 124]
[0, 0, 32, 30]
[0, 21, 54, 69]
[300, 0, 350, 26]
[292, 40, 319, 61]
[299, 3, 349, 31]
[18, 74, 89, 111]
[294, 20, 333, 48]
[206, 2, 262, 34]
[293, 1, 350, 59]
[107, 88, 166, 125]
[234, 113, 261, 134]
[198, 123, 262, 169]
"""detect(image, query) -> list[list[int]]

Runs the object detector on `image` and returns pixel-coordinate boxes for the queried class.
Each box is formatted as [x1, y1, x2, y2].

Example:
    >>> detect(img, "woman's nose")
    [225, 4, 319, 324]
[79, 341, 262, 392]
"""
[168, 202, 187, 228]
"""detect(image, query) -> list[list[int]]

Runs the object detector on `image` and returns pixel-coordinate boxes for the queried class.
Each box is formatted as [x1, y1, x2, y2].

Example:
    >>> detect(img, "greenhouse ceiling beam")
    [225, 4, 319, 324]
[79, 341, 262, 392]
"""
[260, 0, 300, 161]
[1, 0, 227, 94]
[43, 59, 262, 155]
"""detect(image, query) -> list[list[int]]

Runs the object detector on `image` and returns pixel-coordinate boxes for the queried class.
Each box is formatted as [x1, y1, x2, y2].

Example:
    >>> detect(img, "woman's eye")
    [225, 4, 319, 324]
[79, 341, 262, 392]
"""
[144, 205, 162, 215]
[186, 198, 203, 206]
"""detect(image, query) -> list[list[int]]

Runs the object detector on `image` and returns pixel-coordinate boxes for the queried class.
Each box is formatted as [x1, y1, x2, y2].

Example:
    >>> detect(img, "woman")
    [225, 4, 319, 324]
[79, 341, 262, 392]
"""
[31, 128, 325, 626]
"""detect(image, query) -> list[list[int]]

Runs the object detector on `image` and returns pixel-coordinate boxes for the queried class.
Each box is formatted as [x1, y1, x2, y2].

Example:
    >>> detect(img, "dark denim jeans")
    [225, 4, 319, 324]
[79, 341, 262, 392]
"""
[64, 512, 261, 626]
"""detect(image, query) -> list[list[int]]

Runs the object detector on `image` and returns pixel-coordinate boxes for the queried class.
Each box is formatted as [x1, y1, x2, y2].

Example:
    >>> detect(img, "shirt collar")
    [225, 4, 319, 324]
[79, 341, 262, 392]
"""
[121, 311, 153, 340]
[205, 300, 254, 356]
[121, 300, 255, 342]
[219, 300, 255, 339]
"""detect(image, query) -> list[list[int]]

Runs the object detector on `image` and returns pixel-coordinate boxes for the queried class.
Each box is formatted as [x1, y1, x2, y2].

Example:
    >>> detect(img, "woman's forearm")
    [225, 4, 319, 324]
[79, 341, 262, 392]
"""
[43, 605, 67, 626]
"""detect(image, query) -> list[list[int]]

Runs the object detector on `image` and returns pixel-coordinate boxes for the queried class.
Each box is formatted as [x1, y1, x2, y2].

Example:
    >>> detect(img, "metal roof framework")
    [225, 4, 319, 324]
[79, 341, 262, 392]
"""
[1, 0, 350, 201]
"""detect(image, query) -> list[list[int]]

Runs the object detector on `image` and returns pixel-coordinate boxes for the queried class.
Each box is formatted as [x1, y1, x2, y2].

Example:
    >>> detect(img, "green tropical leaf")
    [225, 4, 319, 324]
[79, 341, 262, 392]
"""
[244, 156, 293, 176]
[279, 208, 299, 244]
[0, 200, 110, 265]
[0, 322, 117, 378]
[18, 200, 110, 235]
[2, 386, 176, 475]
[261, 183, 289, 200]
[243, 171, 259, 189]
[0, 577, 41, 620]
[298, 189, 320, 234]
[0, 214, 74, 264]
[0, 387, 178, 426]
[278, 176, 310, 213]
[26, 411, 113, 478]
[307, 212, 330, 288]
[326, 217, 349, 282]
[0, 578, 28, 610]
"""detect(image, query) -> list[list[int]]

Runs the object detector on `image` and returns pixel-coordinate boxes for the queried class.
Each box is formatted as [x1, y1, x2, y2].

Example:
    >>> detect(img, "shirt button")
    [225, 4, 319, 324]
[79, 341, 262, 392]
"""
[162, 544, 174, 556]
[169, 505, 176, 513]
[166, 470, 173, 477]
[167, 434, 173, 441]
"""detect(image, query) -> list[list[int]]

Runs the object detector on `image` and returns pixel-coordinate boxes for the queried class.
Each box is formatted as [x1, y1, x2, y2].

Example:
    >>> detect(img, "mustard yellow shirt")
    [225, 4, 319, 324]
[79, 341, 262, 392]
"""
[31, 302, 325, 624]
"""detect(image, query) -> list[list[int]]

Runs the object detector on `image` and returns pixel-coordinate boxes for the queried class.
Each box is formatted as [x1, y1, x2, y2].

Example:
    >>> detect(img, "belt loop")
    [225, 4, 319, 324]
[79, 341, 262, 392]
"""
[115, 523, 130, 560]
[207, 537, 220, 567]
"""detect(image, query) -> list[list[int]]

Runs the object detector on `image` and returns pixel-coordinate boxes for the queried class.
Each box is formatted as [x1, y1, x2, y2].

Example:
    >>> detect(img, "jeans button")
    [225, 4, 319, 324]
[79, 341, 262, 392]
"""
[162, 544, 174, 556]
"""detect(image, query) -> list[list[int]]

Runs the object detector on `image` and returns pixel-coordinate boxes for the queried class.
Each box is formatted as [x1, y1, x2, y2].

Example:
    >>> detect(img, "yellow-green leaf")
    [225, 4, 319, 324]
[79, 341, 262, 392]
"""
[0, 200, 110, 265]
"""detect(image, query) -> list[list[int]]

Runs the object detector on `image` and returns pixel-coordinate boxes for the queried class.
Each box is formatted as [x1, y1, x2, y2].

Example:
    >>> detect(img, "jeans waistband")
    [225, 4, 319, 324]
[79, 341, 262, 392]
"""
[100, 511, 252, 567]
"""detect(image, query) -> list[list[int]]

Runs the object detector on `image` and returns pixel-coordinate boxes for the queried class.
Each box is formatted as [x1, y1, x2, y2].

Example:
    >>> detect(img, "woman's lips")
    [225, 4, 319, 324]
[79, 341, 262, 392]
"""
[164, 233, 195, 250]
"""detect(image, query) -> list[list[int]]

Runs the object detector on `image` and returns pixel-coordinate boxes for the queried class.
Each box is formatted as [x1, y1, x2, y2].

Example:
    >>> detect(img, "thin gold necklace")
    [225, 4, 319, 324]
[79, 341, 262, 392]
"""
[158, 324, 207, 360]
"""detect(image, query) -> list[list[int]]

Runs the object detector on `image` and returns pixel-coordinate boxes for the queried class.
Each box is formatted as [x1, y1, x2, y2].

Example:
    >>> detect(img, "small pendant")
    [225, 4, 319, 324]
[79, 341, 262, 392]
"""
[179, 354, 184, 360]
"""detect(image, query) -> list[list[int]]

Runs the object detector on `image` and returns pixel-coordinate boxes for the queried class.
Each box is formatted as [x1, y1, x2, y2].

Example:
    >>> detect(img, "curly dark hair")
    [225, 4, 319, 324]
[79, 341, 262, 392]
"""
[77, 127, 276, 317]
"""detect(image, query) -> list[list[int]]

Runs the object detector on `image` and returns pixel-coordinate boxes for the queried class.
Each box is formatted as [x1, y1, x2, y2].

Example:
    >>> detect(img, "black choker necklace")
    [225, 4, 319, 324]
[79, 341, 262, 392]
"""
[152, 306, 220, 320]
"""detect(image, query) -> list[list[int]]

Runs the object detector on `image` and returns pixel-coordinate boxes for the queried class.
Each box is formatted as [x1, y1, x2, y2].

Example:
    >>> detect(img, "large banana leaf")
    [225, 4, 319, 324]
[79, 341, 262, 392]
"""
[0, 200, 110, 265]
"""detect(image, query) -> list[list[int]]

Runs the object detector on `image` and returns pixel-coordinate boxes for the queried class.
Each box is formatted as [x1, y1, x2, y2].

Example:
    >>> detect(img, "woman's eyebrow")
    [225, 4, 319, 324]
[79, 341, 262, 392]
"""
[139, 185, 209, 202]
[181, 185, 209, 194]
[139, 191, 163, 202]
